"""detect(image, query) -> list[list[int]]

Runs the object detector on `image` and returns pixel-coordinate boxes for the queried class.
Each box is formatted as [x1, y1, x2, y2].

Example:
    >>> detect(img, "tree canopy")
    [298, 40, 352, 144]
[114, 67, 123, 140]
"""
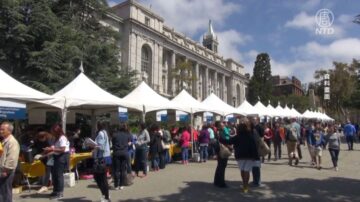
[248, 53, 273, 104]
[0, 0, 136, 97]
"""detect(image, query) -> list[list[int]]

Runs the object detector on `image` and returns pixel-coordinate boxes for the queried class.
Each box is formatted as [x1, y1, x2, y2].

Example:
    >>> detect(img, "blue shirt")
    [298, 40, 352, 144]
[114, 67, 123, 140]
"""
[94, 130, 111, 158]
[344, 124, 356, 136]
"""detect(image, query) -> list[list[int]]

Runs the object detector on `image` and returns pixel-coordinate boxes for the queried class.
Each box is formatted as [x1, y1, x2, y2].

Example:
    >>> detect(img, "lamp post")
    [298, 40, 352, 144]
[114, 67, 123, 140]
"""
[232, 96, 236, 107]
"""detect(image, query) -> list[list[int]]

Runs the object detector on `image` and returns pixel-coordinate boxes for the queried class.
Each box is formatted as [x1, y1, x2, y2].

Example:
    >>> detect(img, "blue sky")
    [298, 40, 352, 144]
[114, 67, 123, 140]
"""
[108, 0, 360, 83]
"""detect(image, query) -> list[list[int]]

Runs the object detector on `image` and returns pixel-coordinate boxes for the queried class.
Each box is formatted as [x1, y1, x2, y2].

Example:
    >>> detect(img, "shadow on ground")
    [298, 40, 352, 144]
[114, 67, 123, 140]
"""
[119, 177, 359, 202]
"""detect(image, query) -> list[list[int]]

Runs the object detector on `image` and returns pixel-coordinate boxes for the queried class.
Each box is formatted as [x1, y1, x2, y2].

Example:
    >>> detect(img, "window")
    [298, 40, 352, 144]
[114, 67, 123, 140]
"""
[141, 45, 151, 72]
[145, 17, 150, 26]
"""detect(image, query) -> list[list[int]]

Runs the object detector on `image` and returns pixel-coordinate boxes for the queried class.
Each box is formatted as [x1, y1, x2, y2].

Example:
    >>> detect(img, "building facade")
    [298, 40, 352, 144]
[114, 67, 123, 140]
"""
[272, 75, 305, 96]
[102, 0, 248, 106]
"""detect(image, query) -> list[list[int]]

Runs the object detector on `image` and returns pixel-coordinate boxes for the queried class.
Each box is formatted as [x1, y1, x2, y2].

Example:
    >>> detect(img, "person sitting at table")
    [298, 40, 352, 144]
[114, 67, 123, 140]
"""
[33, 130, 55, 193]
[43, 124, 70, 200]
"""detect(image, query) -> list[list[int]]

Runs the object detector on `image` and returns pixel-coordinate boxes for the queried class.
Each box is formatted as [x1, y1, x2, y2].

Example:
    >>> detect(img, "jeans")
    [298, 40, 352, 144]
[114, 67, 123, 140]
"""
[127, 150, 135, 174]
[113, 154, 128, 187]
[199, 145, 208, 161]
[252, 163, 261, 185]
[40, 165, 52, 186]
[0, 171, 14, 202]
[164, 149, 171, 163]
[346, 136, 354, 150]
[135, 147, 148, 175]
[51, 154, 67, 194]
[273, 141, 282, 159]
[214, 157, 228, 186]
[329, 148, 340, 167]
[263, 139, 271, 161]
[152, 155, 160, 169]
[181, 147, 189, 161]
[208, 139, 217, 157]
[94, 171, 109, 200]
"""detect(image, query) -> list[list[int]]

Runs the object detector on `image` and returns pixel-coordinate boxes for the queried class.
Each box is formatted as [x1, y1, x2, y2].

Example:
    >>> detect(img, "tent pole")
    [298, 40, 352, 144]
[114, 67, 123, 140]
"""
[91, 109, 96, 139]
[142, 105, 146, 123]
[61, 107, 67, 133]
[190, 109, 194, 159]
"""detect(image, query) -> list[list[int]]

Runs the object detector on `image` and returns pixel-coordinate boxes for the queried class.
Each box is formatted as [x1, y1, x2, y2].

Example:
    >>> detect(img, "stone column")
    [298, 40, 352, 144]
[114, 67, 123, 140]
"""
[223, 74, 226, 102]
[205, 66, 209, 97]
[171, 51, 176, 95]
[193, 62, 199, 98]
[214, 71, 218, 96]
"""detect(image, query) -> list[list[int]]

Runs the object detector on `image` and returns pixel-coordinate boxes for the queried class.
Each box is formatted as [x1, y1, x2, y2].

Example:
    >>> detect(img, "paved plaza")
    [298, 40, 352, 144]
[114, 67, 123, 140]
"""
[15, 143, 360, 202]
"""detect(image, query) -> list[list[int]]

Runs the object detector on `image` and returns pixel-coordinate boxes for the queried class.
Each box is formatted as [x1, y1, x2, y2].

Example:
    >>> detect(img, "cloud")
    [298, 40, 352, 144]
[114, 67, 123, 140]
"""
[216, 29, 252, 61]
[300, 0, 321, 11]
[140, 0, 241, 36]
[285, 11, 347, 38]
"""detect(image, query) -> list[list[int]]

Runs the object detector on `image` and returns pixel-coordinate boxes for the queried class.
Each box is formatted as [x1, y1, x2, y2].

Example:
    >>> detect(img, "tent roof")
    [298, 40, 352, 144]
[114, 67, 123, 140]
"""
[201, 93, 236, 116]
[0, 69, 63, 108]
[53, 73, 134, 109]
[275, 104, 287, 118]
[237, 100, 257, 116]
[290, 107, 302, 118]
[122, 81, 179, 113]
[254, 101, 271, 116]
[266, 103, 278, 117]
[170, 90, 210, 113]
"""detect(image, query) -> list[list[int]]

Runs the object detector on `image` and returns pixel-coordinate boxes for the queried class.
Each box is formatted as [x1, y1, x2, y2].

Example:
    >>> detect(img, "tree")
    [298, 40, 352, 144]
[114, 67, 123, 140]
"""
[313, 61, 357, 121]
[172, 60, 196, 94]
[0, 0, 136, 96]
[248, 53, 273, 104]
[271, 95, 310, 114]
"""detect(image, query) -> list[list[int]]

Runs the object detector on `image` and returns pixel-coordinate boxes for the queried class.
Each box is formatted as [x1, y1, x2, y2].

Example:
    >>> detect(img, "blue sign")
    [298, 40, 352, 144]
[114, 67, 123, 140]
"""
[206, 116, 213, 123]
[0, 107, 26, 119]
[160, 114, 168, 122]
[118, 112, 128, 122]
[179, 114, 189, 122]
[227, 117, 236, 123]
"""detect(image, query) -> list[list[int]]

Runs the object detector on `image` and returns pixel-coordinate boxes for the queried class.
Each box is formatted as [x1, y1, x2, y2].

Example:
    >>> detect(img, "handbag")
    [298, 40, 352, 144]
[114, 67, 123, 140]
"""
[219, 143, 232, 159]
[258, 139, 270, 157]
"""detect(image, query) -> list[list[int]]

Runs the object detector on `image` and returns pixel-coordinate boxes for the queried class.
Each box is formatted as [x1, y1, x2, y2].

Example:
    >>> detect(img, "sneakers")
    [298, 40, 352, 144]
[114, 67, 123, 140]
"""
[242, 186, 249, 193]
[120, 186, 124, 190]
[50, 193, 63, 200]
[335, 167, 339, 171]
[37, 186, 48, 194]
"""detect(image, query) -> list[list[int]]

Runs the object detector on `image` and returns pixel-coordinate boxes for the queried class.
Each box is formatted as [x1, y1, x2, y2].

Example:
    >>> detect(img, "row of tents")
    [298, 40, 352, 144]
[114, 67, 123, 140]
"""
[0, 68, 334, 128]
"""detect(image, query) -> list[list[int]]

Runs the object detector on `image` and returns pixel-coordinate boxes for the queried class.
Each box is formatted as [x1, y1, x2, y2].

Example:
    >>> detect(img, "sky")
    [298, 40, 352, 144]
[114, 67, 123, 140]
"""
[108, 0, 360, 84]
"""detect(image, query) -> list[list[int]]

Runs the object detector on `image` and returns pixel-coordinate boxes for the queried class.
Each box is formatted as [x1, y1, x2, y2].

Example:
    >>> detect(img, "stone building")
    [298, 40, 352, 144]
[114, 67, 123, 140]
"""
[101, 0, 248, 106]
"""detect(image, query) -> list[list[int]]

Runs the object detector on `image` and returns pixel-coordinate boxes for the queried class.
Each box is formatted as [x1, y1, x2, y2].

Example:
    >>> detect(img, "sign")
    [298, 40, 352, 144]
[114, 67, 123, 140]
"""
[324, 94, 330, 100]
[225, 114, 236, 123]
[203, 112, 213, 123]
[118, 107, 128, 122]
[156, 110, 168, 122]
[176, 111, 189, 122]
[0, 100, 26, 120]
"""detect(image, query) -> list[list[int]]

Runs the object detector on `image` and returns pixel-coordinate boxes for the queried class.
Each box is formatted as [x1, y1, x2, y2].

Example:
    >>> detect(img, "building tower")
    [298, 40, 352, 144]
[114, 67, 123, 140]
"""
[202, 20, 219, 53]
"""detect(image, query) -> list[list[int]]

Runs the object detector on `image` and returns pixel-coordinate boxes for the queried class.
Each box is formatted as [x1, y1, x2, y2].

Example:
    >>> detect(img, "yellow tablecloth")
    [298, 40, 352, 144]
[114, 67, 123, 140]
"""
[20, 152, 92, 177]
[169, 144, 192, 157]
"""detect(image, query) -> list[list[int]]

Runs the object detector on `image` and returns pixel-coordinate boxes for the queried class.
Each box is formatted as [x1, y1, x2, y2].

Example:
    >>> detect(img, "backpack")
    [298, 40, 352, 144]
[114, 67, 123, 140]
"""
[289, 127, 298, 141]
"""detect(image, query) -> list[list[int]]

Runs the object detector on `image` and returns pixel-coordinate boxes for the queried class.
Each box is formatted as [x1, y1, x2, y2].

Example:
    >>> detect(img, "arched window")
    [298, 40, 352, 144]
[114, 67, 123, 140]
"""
[141, 45, 152, 73]
[141, 45, 152, 83]
[236, 84, 241, 106]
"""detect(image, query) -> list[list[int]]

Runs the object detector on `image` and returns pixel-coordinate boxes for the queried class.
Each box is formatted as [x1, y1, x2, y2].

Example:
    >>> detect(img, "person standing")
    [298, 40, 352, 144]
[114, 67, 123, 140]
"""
[231, 118, 258, 193]
[44, 124, 70, 200]
[291, 119, 302, 160]
[313, 125, 325, 170]
[272, 122, 282, 161]
[263, 123, 273, 162]
[306, 122, 316, 166]
[285, 120, 299, 166]
[112, 123, 131, 190]
[180, 127, 191, 165]
[0, 122, 20, 202]
[149, 124, 163, 170]
[135, 123, 150, 178]
[213, 122, 232, 188]
[251, 118, 263, 187]
[325, 125, 341, 171]
[344, 120, 356, 150]
[92, 122, 111, 201]
[198, 125, 210, 163]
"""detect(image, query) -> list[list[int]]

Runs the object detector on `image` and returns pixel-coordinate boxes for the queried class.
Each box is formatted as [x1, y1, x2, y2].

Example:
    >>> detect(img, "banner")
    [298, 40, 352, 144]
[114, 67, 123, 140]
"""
[225, 114, 236, 123]
[0, 100, 26, 120]
[118, 107, 128, 122]
[176, 111, 189, 122]
[156, 110, 168, 122]
[203, 112, 213, 123]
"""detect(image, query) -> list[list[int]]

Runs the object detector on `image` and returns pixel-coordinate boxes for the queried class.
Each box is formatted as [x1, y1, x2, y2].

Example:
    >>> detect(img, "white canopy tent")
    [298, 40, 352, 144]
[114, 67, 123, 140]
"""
[0, 69, 63, 108]
[170, 90, 211, 113]
[266, 103, 278, 117]
[283, 105, 294, 118]
[290, 106, 303, 118]
[122, 81, 182, 118]
[53, 72, 137, 133]
[237, 100, 258, 116]
[254, 101, 271, 117]
[201, 93, 237, 116]
[275, 103, 287, 118]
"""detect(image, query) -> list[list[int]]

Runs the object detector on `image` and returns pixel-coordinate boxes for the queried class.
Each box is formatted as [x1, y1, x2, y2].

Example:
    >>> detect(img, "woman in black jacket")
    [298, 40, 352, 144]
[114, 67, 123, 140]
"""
[149, 124, 163, 171]
[230, 118, 259, 193]
[112, 123, 131, 190]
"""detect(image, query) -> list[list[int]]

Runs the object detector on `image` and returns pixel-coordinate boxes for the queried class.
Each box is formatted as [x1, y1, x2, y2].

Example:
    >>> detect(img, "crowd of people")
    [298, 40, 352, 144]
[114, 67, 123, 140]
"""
[0, 118, 359, 201]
